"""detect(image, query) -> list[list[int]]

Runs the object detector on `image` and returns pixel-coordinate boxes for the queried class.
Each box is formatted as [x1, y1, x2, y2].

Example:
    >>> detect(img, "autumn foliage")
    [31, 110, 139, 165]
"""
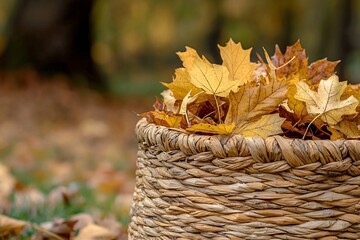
[141, 39, 360, 140]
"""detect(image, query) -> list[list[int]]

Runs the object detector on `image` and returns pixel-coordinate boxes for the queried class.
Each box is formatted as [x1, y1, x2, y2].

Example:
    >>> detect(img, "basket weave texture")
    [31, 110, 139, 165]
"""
[129, 119, 360, 240]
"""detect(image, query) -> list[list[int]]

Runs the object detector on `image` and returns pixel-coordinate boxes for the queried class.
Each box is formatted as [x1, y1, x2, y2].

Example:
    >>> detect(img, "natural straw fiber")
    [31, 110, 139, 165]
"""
[128, 119, 360, 240]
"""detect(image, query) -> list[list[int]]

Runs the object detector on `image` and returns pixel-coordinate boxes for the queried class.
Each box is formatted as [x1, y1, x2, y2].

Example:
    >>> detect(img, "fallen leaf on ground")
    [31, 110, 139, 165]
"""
[71, 213, 95, 231]
[75, 223, 116, 240]
[0, 215, 27, 237]
[37, 218, 77, 239]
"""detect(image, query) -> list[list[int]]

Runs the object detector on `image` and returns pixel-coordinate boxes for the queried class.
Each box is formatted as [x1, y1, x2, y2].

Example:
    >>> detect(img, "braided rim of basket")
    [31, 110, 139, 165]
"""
[136, 118, 360, 168]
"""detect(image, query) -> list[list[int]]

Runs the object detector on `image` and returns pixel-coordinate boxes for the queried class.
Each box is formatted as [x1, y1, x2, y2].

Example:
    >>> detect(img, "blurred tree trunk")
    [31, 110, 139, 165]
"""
[0, 0, 106, 91]
[338, 0, 353, 82]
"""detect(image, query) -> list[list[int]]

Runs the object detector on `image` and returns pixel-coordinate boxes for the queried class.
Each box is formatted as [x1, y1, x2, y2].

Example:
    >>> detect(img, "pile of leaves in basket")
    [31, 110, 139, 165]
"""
[141, 39, 360, 140]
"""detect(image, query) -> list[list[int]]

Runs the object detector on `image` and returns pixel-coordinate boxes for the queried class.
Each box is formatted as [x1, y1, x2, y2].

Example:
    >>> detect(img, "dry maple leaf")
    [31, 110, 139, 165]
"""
[327, 126, 344, 140]
[342, 84, 360, 109]
[152, 112, 183, 128]
[177, 45, 243, 98]
[177, 46, 201, 69]
[187, 58, 240, 97]
[218, 38, 259, 84]
[225, 78, 288, 130]
[186, 123, 235, 135]
[145, 39, 359, 140]
[286, 84, 308, 120]
[307, 58, 340, 85]
[334, 119, 360, 138]
[161, 68, 202, 100]
[294, 75, 359, 126]
[270, 40, 308, 81]
[140, 111, 183, 128]
[236, 114, 285, 138]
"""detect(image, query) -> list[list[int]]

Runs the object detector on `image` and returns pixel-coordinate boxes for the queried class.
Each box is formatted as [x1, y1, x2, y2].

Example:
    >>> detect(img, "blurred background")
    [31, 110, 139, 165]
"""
[0, 0, 359, 238]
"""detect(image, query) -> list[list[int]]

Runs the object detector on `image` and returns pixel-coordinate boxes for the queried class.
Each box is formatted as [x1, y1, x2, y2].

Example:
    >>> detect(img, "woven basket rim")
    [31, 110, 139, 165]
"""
[136, 118, 360, 167]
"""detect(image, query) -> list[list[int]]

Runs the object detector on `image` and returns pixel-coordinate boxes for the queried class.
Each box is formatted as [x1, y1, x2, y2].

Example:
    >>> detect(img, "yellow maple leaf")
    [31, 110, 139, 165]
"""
[294, 75, 359, 126]
[187, 58, 241, 97]
[327, 126, 344, 140]
[161, 68, 202, 100]
[286, 84, 308, 119]
[236, 114, 285, 138]
[177, 46, 201, 69]
[152, 111, 183, 128]
[186, 123, 235, 135]
[218, 39, 259, 84]
[225, 79, 288, 129]
[334, 119, 360, 138]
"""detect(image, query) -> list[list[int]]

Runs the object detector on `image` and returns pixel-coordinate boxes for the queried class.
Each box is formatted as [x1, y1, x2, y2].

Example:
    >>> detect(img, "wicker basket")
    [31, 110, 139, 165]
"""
[128, 119, 360, 240]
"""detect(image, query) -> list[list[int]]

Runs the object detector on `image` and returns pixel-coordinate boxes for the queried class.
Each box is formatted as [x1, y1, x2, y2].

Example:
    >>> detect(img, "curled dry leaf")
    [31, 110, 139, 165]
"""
[294, 75, 359, 126]
[160, 89, 178, 113]
[179, 90, 193, 115]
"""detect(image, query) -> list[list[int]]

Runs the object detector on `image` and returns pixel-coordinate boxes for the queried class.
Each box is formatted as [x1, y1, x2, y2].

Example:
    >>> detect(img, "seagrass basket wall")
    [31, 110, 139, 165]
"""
[128, 119, 360, 240]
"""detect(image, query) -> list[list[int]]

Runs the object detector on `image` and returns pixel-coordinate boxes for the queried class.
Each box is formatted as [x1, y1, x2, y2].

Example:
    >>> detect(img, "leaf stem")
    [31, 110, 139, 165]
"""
[185, 111, 190, 127]
[213, 94, 222, 123]
[302, 114, 321, 139]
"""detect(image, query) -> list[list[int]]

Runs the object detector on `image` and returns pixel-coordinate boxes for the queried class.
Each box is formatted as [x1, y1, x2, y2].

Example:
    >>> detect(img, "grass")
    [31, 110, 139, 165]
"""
[0, 76, 137, 238]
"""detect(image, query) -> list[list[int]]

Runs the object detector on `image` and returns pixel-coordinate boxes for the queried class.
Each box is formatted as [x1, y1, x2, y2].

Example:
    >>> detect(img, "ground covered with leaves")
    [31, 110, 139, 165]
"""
[0, 70, 149, 239]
